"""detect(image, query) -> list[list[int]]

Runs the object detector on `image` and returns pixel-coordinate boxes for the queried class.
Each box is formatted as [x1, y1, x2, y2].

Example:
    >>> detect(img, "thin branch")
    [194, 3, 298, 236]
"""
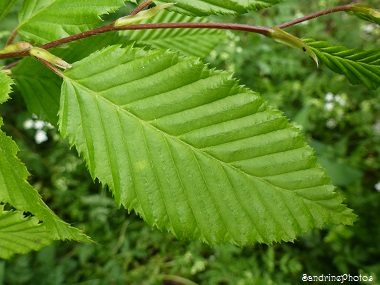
[278, 4, 354, 29]
[39, 24, 114, 50]
[116, 22, 271, 35]
[6, 29, 18, 45]
[39, 22, 270, 51]
[3, 60, 21, 70]
[128, 0, 153, 16]
[0, 50, 30, 60]
[35, 57, 64, 77]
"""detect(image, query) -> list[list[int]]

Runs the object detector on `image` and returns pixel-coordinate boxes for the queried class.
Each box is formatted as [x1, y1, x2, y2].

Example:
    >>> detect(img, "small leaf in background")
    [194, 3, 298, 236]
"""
[13, 58, 62, 125]
[154, 0, 280, 16]
[304, 39, 380, 90]
[59, 45, 356, 246]
[317, 157, 363, 187]
[308, 140, 363, 187]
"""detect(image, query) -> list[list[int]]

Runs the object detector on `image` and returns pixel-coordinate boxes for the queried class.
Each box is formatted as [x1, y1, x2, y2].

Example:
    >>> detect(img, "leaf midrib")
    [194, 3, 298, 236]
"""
[65, 77, 318, 198]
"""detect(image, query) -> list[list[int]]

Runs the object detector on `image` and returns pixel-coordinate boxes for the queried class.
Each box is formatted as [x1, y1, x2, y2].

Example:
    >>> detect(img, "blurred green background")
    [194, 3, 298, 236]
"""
[1, 0, 379, 284]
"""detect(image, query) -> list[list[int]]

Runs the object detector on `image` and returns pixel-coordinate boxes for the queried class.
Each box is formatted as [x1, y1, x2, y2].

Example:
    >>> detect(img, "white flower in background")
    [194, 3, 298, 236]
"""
[334, 94, 347, 106]
[23, 115, 54, 144]
[324, 92, 334, 111]
[35, 130, 48, 144]
[362, 23, 375, 34]
[375, 181, 380, 192]
[373, 120, 380, 136]
[34, 120, 45, 130]
[326, 118, 337, 129]
[324, 92, 334, 102]
[23, 119, 34, 130]
[324, 102, 334, 111]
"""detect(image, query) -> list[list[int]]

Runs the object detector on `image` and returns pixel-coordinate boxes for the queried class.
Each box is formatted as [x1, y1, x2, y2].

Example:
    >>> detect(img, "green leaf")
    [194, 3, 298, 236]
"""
[304, 39, 380, 90]
[59, 45, 355, 245]
[0, 69, 13, 104]
[0, 0, 18, 19]
[0, 117, 90, 242]
[154, 0, 279, 16]
[17, 0, 125, 44]
[0, 205, 53, 259]
[122, 10, 226, 57]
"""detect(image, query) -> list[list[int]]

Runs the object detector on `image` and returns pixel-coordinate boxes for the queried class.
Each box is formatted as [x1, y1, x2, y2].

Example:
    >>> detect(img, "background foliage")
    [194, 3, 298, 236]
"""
[0, 0, 379, 284]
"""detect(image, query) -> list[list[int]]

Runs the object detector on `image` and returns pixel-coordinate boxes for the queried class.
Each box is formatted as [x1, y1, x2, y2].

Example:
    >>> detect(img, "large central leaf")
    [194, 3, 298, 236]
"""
[59, 45, 355, 245]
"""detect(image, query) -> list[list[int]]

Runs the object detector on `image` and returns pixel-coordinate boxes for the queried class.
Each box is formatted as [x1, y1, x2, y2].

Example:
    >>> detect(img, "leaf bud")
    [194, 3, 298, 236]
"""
[115, 3, 175, 27]
[29, 47, 72, 69]
[268, 27, 319, 67]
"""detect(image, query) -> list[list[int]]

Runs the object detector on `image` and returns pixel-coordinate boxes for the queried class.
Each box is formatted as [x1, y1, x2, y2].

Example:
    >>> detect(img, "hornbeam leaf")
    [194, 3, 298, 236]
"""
[122, 10, 226, 57]
[59, 45, 356, 245]
[304, 38, 380, 90]
[0, 117, 90, 242]
[154, 0, 280, 16]
[0, 205, 53, 259]
[17, 0, 125, 44]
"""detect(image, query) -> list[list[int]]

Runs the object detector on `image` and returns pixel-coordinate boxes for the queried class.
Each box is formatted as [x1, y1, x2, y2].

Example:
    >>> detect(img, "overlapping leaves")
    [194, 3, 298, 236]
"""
[304, 38, 380, 90]
[0, 114, 90, 244]
[59, 45, 355, 245]
[0, 70, 89, 258]
[155, 0, 279, 16]
[0, 205, 53, 259]
[17, 0, 125, 44]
